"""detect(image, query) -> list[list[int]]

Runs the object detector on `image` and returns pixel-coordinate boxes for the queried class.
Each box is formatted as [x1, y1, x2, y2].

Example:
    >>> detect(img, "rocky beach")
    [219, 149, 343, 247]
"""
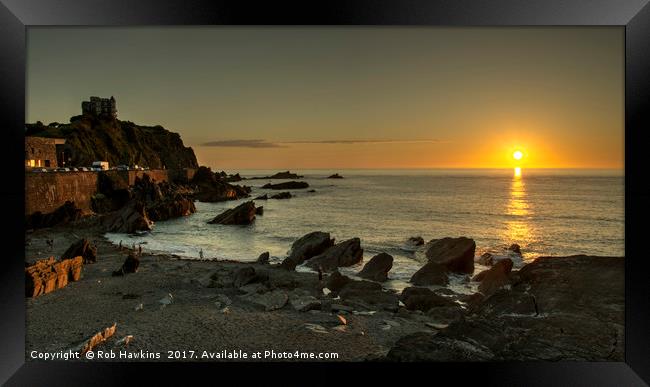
[25, 209, 624, 362]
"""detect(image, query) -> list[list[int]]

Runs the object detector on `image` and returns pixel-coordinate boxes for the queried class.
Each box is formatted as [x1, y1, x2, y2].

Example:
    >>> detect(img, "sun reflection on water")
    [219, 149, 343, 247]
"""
[504, 167, 533, 256]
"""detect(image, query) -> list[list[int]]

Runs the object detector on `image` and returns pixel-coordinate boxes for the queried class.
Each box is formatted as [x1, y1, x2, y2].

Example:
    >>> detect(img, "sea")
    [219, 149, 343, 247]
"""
[105, 168, 624, 293]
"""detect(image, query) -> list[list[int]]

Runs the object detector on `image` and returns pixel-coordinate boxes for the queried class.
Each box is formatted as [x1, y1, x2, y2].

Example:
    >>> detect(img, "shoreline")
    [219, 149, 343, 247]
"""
[25, 222, 624, 362]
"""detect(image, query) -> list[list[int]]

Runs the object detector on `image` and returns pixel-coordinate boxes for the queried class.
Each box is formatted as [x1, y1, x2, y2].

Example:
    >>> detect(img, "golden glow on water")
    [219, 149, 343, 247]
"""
[504, 167, 533, 254]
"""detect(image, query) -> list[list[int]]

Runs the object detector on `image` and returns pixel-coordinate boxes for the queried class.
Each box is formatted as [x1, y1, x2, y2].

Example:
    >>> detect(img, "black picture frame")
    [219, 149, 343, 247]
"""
[1, 0, 649, 385]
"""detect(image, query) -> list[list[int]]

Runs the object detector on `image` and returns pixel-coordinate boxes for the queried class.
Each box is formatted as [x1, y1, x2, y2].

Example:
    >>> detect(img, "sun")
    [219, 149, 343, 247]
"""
[513, 150, 523, 161]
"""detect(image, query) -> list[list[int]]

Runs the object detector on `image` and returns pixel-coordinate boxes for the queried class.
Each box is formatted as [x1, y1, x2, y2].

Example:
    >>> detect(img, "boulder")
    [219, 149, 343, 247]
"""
[241, 290, 288, 311]
[233, 267, 258, 288]
[102, 200, 152, 234]
[305, 238, 364, 272]
[473, 258, 514, 296]
[410, 262, 449, 286]
[25, 256, 83, 297]
[424, 237, 476, 274]
[112, 253, 140, 276]
[254, 194, 268, 200]
[270, 192, 292, 199]
[327, 173, 344, 179]
[407, 236, 425, 246]
[280, 231, 335, 270]
[476, 252, 494, 266]
[262, 181, 309, 190]
[256, 252, 270, 264]
[62, 238, 97, 264]
[400, 287, 457, 312]
[208, 201, 256, 225]
[357, 253, 393, 282]
[290, 294, 322, 312]
[325, 270, 351, 293]
[255, 206, 264, 216]
[338, 280, 399, 312]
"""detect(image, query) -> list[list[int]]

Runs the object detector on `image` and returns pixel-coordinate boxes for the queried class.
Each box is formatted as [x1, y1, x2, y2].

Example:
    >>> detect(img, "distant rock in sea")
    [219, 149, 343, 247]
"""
[262, 181, 309, 190]
[270, 192, 292, 200]
[250, 171, 303, 180]
[327, 173, 344, 179]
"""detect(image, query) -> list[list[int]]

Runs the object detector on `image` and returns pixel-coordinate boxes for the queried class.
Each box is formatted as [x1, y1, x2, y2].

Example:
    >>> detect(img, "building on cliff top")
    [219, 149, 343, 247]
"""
[81, 96, 117, 119]
[25, 136, 66, 168]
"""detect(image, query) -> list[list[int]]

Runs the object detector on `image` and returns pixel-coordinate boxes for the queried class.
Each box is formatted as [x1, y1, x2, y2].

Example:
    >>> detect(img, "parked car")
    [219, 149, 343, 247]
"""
[31, 168, 47, 173]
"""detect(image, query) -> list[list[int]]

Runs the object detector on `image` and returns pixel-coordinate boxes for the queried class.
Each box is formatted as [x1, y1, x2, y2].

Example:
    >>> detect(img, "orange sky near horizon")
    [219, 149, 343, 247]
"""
[27, 27, 624, 170]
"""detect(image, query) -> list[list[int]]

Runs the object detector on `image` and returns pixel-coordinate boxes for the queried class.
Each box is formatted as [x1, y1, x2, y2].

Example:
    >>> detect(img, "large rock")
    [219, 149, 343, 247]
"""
[304, 238, 363, 272]
[262, 181, 309, 190]
[256, 252, 270, 264]
[338, 280, 399, 312]
[357, 253, 393, 282]
[101, 200, 152, 234]
[241, 290, 288, 311]
[25, 256, 83, 297]
[208, 201, 256, 225]
[280, 232, 334, 270]
[407, 236, 424, 246]
[473, 258, 514, 296]
[400, 287, 457, 312]
[62, 238, 97, 264]
[410, 262, 449, 286]
[387, 255, 624, 361]
[112, 253, 140, 276]
[232, 266, 268, 288]
[424, 237, 476, 274]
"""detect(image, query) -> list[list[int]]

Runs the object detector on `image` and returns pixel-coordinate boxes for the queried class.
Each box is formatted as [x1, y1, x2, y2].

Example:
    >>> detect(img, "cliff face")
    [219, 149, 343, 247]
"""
[25, 116, 198, 169]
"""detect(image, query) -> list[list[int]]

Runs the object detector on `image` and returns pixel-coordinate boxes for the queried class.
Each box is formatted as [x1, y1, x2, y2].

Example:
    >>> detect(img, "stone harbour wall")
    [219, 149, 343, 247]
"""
[25, 169, 170, 216]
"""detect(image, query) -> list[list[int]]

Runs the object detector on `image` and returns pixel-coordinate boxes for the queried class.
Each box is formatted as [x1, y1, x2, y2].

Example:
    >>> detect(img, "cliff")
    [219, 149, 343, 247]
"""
[25, 115, 198, 169]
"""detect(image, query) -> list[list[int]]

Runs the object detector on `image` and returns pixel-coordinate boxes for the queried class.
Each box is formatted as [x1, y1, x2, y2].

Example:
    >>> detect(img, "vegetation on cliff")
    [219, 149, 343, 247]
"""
[25, 115, 198, 169]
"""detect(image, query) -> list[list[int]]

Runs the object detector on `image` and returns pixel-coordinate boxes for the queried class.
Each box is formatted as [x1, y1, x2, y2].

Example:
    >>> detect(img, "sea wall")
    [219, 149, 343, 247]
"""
[25, 169, 170, 216]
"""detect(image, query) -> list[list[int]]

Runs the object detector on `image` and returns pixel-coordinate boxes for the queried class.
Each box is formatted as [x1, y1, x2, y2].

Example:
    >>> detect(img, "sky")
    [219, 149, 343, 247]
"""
[26, 27, 624, 170]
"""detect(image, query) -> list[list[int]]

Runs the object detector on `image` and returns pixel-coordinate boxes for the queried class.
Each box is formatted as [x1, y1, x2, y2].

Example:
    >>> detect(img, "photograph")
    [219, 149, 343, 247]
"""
[23, 26, 625, 363]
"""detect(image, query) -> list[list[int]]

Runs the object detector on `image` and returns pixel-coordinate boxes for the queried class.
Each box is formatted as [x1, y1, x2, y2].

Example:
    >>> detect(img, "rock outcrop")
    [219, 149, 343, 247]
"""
[305, 238, 363, 272]
[327, 173, 344, 179]
[208, 201, 257, 225]
[192, 166, 250, 203]
[101, 200, 152, 233]
[62, 238, 97, 264]
[256, 252, 270, 264]
[338, 280, 399, 312]
[280, 232, 335, 270]
[407, 236, 425, 246]
[262, 181, 309, 190]
[387, 255, 624, 361]
[357, 253, 393, 282]
[25, 116, 198, 169]
[25, 256, 83, 297]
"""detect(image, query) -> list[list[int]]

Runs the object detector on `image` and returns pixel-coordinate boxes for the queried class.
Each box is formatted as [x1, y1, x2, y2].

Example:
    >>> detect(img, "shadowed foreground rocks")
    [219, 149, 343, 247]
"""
[357, 253, 393, 282]
[387, 255, 624, 361]
[410, 237, 476, 285]
[62, 238, 97, 264]
[280, 232, 335, 270]
[305, 238, 363, 272]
